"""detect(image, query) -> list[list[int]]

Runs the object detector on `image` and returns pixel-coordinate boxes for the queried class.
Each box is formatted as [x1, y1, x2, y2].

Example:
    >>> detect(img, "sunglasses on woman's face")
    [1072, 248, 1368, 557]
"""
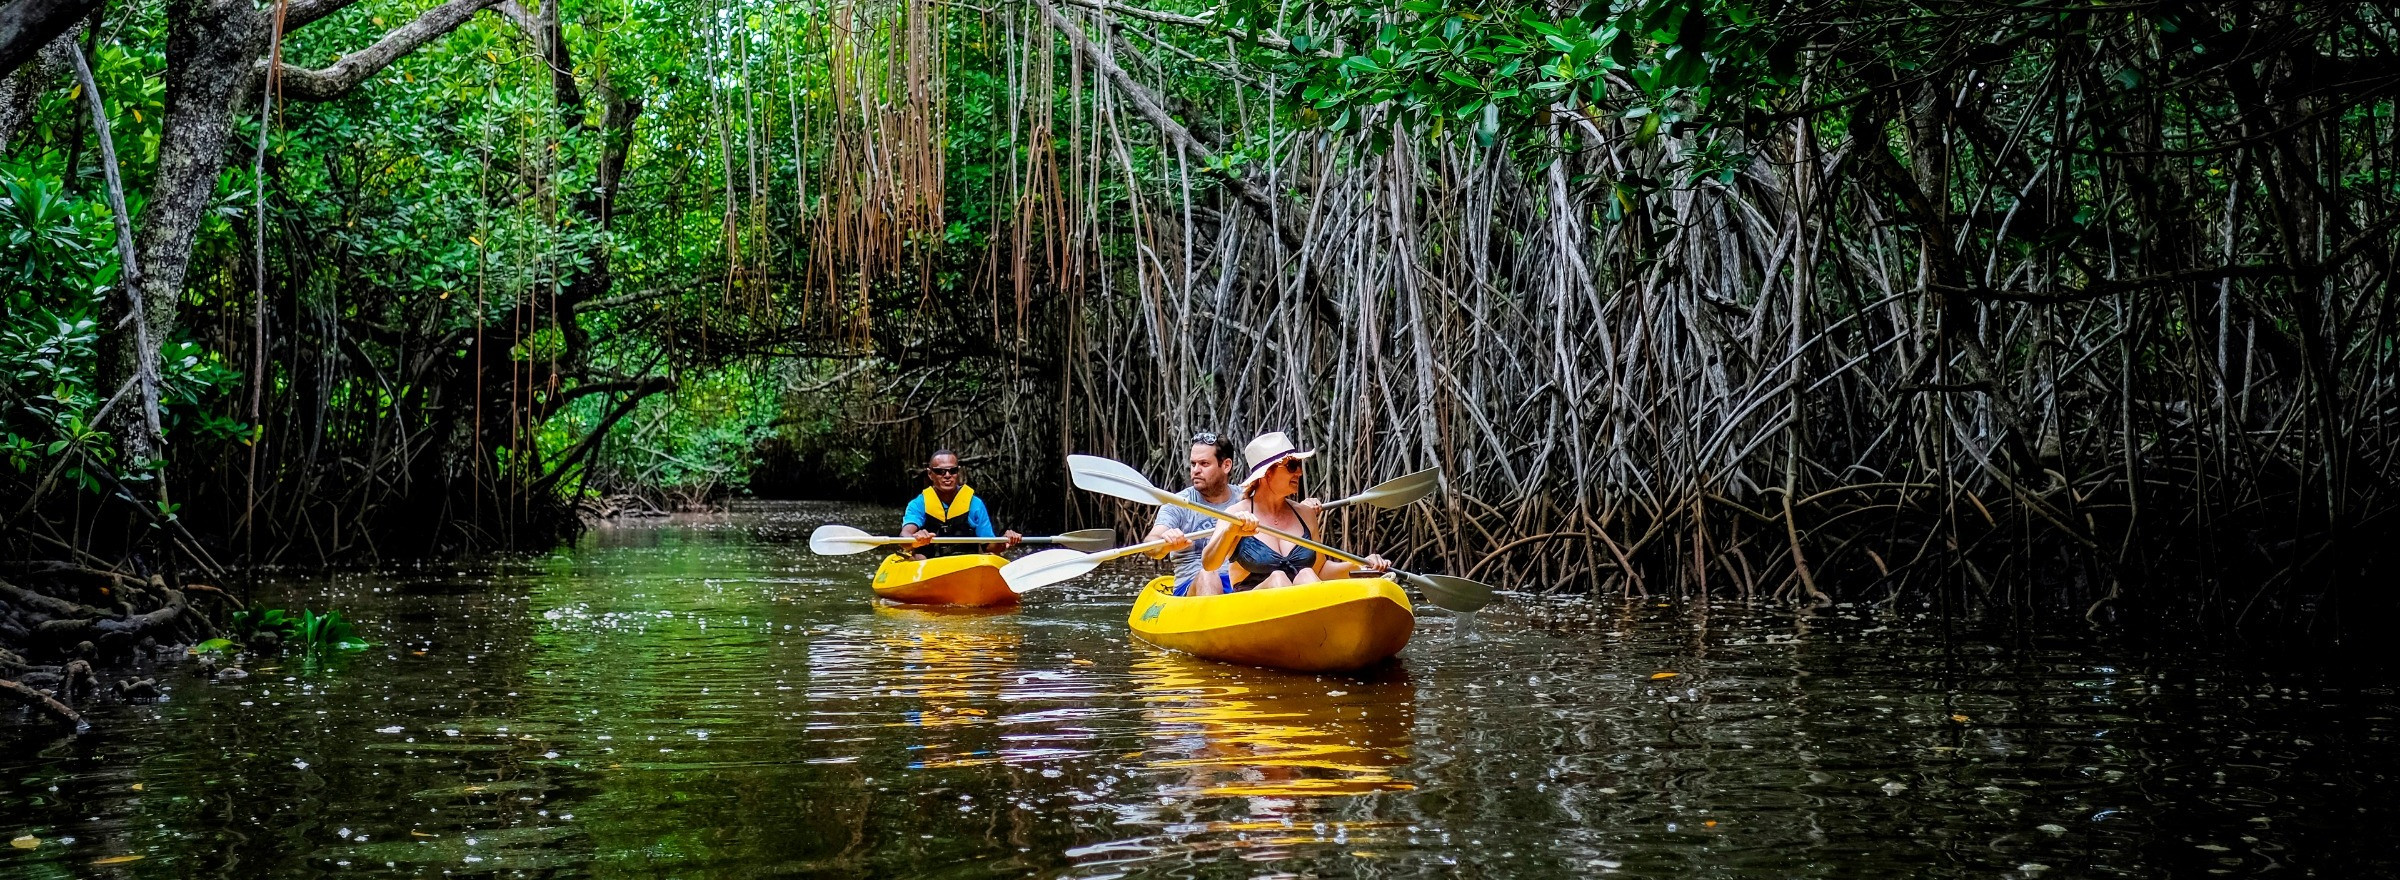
[928, 466, 961, 476]
[1281, 460, 1304, 476]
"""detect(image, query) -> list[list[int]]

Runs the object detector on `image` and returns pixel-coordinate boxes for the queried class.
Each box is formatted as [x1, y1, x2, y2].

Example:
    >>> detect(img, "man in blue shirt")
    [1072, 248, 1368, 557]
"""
[901, 450, 1022, 559]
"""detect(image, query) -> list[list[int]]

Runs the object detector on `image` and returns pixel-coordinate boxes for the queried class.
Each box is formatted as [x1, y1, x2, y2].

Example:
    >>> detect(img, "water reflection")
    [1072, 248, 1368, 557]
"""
[0, 502, 2395, 878]
[1133, 650, 1415, 800]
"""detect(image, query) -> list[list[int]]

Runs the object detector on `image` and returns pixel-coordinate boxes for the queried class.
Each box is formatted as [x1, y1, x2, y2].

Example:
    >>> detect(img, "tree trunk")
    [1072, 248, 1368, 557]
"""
[99, 0, 258, 478]
[0, 24, 76, 149]
[0, 0, 95, 79]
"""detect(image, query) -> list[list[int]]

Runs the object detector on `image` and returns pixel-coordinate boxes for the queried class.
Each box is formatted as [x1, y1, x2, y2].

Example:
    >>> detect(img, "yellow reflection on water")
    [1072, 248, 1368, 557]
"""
[1132, 649, 1416, 801]
[867, 604, 1022, 730]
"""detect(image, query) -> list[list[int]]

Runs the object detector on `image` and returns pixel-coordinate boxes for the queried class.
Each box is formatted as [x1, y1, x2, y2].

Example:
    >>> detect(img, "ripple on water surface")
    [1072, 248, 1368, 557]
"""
[1, 501, 2395, 877]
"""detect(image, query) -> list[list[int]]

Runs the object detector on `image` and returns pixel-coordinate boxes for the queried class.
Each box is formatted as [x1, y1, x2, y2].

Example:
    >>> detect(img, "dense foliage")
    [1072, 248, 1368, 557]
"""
[1, 0, 2396, 665]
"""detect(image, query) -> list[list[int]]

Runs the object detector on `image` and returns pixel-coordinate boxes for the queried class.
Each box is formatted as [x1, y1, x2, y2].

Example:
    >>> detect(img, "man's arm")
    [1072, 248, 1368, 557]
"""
[973, 499, 1020, 552]
[900, 497, 932, 549]
[1143, 506, 1189, 558]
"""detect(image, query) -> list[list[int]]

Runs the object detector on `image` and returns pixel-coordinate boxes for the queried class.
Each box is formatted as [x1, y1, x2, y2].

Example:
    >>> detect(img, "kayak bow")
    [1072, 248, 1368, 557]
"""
[1127, 575, 1412, 672]
[872, 554, 1019, 607]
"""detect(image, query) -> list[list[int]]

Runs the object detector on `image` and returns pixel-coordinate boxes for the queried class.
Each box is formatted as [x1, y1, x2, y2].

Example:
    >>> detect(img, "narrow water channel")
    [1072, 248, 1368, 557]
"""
[4, 502, 2394, 877]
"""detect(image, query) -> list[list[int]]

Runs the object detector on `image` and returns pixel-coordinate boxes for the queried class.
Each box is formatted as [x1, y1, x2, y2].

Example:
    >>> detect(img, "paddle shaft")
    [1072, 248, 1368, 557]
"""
[880, 532, 1099, 546]
[1154, 494, 1480, 605]
[1112, 526, 1220, 562]
[1148, 491, 1386, 572]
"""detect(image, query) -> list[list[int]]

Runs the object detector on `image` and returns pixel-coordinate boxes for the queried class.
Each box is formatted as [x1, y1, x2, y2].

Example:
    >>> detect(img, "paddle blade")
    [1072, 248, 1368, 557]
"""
[808, 524, 886, 556]
[1340, 467, 1443, 510]
[1405, 572, 1497, 613]
[1052, 528, 1118, 553]
[1066, 455, 1174, 505]
[1000, 548, 1102, 593]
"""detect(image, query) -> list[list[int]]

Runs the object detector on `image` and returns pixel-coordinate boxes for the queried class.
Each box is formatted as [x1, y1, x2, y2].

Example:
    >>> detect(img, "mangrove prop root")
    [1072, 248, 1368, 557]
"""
[1, 574, 207, 663]
[0, 678, 82, 727]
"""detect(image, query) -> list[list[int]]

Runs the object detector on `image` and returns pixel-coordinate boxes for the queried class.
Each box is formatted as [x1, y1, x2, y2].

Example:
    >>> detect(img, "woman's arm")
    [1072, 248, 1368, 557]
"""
[1303, 505, 1390, 577]
[1200, 502, 1253, 573]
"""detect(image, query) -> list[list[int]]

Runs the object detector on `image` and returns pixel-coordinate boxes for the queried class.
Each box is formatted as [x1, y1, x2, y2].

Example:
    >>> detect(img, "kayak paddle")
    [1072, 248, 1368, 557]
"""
[999, 527, 1222, 593]
[1322, 466, 1443, 511]
[999, 466, 1444, 593]
[993, 469, 1440, 592]
[1064, 454, 1496, 612]
[807, 525, 1116, 556]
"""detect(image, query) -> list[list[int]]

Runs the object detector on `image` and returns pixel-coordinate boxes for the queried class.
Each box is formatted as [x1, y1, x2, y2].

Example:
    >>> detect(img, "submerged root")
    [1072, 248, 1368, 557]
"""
[0, 569, 220, 727]
[0, 677, 83, 727]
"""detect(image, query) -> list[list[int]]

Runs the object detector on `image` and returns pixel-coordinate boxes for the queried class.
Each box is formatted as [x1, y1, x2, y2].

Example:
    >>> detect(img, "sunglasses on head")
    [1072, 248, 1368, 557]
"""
[1192, 431, 1219, 446]
[928, 466, 961, 476]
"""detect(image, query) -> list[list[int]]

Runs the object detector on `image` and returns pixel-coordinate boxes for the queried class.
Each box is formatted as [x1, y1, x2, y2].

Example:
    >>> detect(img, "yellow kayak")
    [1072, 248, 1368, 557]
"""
[871, 554, 1018, 607]
[1128, 575, 1413, 672]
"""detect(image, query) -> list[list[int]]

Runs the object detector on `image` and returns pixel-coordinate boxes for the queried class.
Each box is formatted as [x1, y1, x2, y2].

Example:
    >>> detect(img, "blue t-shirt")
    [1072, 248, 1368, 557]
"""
[902, 493, 997, 537]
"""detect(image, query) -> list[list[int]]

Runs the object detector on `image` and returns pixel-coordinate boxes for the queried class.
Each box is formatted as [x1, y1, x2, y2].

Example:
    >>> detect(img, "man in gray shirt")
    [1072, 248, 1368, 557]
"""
[1146, 432, 1239, 593]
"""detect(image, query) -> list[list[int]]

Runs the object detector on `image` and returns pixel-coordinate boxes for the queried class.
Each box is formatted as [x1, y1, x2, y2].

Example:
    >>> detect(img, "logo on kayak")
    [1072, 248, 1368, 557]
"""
[1140, 603, 1162, 621]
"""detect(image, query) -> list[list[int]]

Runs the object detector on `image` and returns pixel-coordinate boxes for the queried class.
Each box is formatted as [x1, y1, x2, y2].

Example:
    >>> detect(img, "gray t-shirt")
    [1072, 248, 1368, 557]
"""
[1152, 486, 1236, 585]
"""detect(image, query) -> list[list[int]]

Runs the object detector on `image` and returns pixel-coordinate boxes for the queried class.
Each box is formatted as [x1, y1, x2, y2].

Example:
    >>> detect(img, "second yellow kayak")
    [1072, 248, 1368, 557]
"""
[871, 553, 1018, 607]
[1128, 575, 1413, 672]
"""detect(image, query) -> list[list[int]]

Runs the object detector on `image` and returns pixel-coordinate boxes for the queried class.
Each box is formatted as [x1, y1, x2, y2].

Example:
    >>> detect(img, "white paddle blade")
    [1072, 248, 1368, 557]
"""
[1051, 528, 1118, 553]
[1066, 455, 1173, 505]
[1000, 548, 1102, 593]
[1406, 572, 1497, 613]
[808, 524, 886, 556]
[1350, 467, 1443, 510]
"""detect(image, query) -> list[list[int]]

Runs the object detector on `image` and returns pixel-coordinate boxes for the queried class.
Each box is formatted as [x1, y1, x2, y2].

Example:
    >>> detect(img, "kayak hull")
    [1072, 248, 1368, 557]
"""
[1128, 575, 1413, 672]
[871, 554, 1018, 607]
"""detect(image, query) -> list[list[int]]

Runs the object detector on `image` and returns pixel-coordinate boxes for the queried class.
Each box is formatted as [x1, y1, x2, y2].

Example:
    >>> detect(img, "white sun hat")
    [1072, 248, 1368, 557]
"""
[1238, 431, 1318, 487]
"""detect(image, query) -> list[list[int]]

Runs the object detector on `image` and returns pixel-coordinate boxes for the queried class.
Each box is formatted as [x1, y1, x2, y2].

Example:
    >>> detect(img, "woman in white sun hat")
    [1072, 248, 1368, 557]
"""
[1194, 432, 1388, 594]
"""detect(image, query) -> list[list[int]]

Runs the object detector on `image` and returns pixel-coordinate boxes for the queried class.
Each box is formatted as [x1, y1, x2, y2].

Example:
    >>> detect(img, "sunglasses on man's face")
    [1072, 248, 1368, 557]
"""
[928, 466, 961, 476]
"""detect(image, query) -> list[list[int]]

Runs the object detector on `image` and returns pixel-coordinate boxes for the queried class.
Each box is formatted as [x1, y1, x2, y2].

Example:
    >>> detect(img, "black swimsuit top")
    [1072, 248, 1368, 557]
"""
[1229, 500, 1316, 587]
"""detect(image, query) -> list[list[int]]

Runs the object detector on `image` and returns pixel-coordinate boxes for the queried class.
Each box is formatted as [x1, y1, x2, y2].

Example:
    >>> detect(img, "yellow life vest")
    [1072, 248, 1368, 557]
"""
[917, 485, 977, 528]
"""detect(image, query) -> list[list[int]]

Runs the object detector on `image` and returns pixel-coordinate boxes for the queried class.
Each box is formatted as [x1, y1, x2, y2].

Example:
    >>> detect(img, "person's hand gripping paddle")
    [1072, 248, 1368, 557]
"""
[1037, 456, 1495, 612]
[807, 525, 1115, 556]
[1000, 466, 1446, 594]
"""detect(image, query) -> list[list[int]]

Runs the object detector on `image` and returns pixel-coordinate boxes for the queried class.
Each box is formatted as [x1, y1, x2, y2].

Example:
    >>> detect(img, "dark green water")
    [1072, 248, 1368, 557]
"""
[3, 501, 2395, 877]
